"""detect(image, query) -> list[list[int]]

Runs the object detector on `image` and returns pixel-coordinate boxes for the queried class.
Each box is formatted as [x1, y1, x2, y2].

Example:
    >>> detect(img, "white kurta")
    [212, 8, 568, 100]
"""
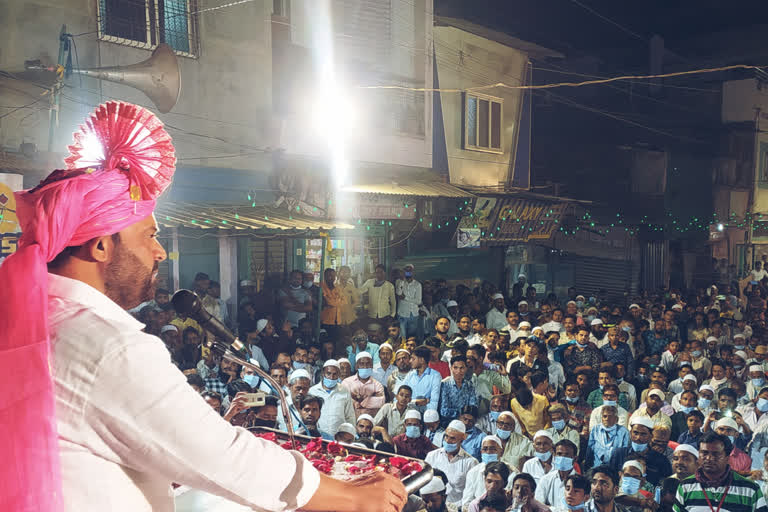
[49, 274, 320, 512]
[424, 448, 479, 504]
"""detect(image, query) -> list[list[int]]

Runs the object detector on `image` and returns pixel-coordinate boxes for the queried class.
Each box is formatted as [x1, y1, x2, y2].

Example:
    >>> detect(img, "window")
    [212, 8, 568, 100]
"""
[464, 92, 503, 153]
[98, 0, 198, 56]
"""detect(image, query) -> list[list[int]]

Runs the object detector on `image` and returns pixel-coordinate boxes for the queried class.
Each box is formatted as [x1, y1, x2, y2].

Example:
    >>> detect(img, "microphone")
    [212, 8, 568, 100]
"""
[171, 289, 247, 354]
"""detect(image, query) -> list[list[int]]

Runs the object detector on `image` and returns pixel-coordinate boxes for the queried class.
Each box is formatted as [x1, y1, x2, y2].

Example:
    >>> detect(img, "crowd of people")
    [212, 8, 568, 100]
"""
[132, 265, 768, 512]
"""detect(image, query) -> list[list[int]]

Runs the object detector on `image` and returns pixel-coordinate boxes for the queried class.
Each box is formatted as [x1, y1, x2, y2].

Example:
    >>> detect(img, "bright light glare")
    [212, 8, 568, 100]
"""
[73, 130, 105, 167]
[717, 223, 724, 231]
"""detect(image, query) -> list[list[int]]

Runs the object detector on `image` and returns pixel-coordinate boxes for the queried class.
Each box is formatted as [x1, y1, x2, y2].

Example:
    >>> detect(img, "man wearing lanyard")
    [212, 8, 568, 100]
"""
[674, 431, 768, 512]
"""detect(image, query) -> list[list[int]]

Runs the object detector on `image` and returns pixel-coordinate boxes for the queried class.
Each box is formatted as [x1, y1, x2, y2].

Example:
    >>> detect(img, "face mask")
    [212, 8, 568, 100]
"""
[692, 350, 702, 357]
[303, 281, 313, 289]
[553, 455, 573, 471]
[622, 326, 632, 333]
[631, 442, 648, 452]
[566, 503, 585, 511]
[603, 400, 617, 407]
[589, 297, 597, 304]
[405, 425, 421, 438]
[602, 424, 617, 433]
[587, 315, 595, 323]
[636, 374, 648, 383]
[565, 396, 579, 404]
[759, 398, 768, 412]
[251, 418, 276, 428]
[617, 377, 624, 383]
[753, 378, 766, 389]
[552, 419, 566, 431]
[727, 435, 736, 444]
[290, 284, 302, 290]
[599, 384, 605, 391]
[243, 374, 260, 388]
[576, 301, 584, 309]
[620, 476, 641, 495]
[323, 377, 338, 389]
[734, 364, 744, 371]
[496, 428, 511, 440]
[404, 271, 413, 278]
[293, 361, 306, 370]
[358, 368, 373, 379]
[735, 345, 746, 351]
[443, 441, 458, 453]
[481, 453, 499, 464]
[698, 397, 711, 409]
[680, 406, 695, 414]
[534, 450, 552, 462]
[489, 411, 501, 421]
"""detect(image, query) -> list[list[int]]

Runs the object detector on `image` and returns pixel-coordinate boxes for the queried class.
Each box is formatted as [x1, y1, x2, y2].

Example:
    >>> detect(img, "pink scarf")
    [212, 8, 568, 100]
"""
[0, 101, 175, 510]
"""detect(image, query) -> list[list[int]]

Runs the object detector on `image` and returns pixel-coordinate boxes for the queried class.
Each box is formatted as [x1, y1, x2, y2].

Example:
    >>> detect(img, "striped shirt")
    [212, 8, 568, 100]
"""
[674, 472, 768, 512]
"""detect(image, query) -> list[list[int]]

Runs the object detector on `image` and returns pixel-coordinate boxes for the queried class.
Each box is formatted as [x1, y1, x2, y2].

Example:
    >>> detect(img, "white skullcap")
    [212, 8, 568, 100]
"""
[648, 389, 666, 401]
[734, 333, 746, 339]
[706, 336, 718, 343]
[483, 435, 503, 449]
[567, 300, 577, 306]
[533, 430, 553, 442]
[447, 419, 466, 434]
[750, 364, 764, 373]
[699, 384, 715, 393]
[323, 359, 340, 369]
[405, 410, 421, 421]
[671, 304, 683, 311]
[532, 326, 544, 333]
[674, 444, 699, 458]
[256, 319, 268, 333]
[356, 351, 373, 362]
[591, 319, 604, 326]
[289, 369, 311, 382]
[518, 273, 526, 279]
[338, 358, 351, 365]
[629, 304, 640, 309]
[419, 476, 446, 496]
[396, 348, 411, 356]
[379, 342, 394, 352]
[734, 350, 749, 361]
[336, 423, 356, 436]
[240, 279, 255, 286]
[160, 324, 178, 333]
[518, 300, 529, 306]
[249, 358, 261, 368]
[498, 411, 516, 421]
[576, 295, 585, 300]
[519, 321, 532, 329]
[446, 300, 458, 308]
[357, 414, 374, 424]
[493, 293, 504, 301]
[423, 409, 440, 423]
[630, 416, 655, 430]
[716, 417, 739, 431]
[622, 460, 645, 474]
[683, 374, 698, 383]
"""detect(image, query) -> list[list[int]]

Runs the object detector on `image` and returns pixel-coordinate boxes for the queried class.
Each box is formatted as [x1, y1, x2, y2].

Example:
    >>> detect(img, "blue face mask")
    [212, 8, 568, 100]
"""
[587, 315, 596, 323]
[404, 271, 413, 278]
[759, 398, 768, 413]
[680, 406, 695, 414]
[621, 476, 641, 495]
[565, 503, 585, 511]
[553, 455, 573, 471]
[735, 345, 746, 351]
[534, 450, 552, 462]
[443, 441, 458, 453]
[603, 400, 617, 407]
[727, 435, 736, 444]
[496, 428, 511, 440]
[754, 378, 766, 389]
[323, 377, 338, 389]
[293, 361, 306, 370]
[303, 281, 313, 289]
[599, 384, 605, 391]
[358, 368, 373, 379]
[692, 350, 702, 357]
[631, 442, 648, 452]
[405, 425, 421, 438]
[565, 396, 579, 404]
[552, 419, 566, 431]
[698, 397, 711, 409]
[602, 424, 617, 433]
[622, 326, 632, 333]
[243, 374, 260, 388]
[576, 301, 585, 309]
[489, 411, 501, 421]
[481, 453, 499, 464]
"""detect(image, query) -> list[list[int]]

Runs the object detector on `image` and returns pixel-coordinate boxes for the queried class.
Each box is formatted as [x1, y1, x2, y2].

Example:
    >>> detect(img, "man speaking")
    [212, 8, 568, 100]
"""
[0, 101, 406, 512]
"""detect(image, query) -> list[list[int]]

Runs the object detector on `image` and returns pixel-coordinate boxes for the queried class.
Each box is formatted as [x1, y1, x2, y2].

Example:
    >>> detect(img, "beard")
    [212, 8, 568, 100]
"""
[104, 241, 158, 310]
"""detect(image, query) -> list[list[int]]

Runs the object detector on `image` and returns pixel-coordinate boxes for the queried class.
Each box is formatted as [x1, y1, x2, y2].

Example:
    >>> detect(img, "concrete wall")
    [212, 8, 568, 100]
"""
[0, 0, 274, 172]
[434, 26, 528, 188]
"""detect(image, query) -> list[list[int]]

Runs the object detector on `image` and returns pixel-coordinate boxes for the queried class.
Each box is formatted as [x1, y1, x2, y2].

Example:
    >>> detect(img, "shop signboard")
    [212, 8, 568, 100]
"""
[0, 174, 22, 264]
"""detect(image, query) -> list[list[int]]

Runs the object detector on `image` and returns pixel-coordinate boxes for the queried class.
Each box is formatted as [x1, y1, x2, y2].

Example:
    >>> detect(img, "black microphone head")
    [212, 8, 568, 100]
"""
[171, 289, 203, 317]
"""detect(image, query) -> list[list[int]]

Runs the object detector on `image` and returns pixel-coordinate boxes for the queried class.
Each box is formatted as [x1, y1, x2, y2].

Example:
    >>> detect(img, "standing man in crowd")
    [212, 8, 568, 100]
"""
[359, 264, 397, 323]
[396, 264, 422, 338]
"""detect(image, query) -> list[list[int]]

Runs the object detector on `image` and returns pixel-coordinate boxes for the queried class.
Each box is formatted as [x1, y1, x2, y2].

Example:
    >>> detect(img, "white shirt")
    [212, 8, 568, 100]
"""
[589, 405, 629, 430]
[49, 273, 319, 512]
[521, 456, 555, 485]
[485, 308, 508, 330]
[535, 469, 575, 507]
[308, 382, 356, 435]
[461, 462, 515, 509]
[425, 448, 479, 504]
[372, 402, 409, 437]
[395, 279, 422, 317]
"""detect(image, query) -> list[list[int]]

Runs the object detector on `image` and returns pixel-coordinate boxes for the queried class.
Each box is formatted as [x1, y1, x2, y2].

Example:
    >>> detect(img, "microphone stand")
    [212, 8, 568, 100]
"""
[206, 339, 298, 448]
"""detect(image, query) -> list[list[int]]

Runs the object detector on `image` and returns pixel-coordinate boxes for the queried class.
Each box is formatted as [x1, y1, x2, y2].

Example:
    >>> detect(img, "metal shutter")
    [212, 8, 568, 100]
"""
[561, 255, 639, 303]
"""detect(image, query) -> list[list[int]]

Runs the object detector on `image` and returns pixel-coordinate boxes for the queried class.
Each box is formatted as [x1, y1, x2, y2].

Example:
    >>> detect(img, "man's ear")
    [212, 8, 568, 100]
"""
[84, 234, 117, 263]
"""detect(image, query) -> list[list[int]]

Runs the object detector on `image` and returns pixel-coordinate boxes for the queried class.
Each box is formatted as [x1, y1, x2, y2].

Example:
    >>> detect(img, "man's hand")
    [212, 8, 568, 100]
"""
[223, 392, 249, 422]
[411, 398, 428, 406]
[304, 472, 407, 512]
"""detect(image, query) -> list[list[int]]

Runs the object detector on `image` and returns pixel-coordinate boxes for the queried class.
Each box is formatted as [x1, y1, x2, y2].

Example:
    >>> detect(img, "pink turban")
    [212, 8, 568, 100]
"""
[0, 101, 175, 510]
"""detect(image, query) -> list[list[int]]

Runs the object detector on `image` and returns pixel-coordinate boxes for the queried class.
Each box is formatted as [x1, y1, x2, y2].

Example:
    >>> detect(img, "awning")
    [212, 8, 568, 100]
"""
[155, 202, 354, 232]
[339, 181, 474, 198]
[482, 197, 570, 244]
